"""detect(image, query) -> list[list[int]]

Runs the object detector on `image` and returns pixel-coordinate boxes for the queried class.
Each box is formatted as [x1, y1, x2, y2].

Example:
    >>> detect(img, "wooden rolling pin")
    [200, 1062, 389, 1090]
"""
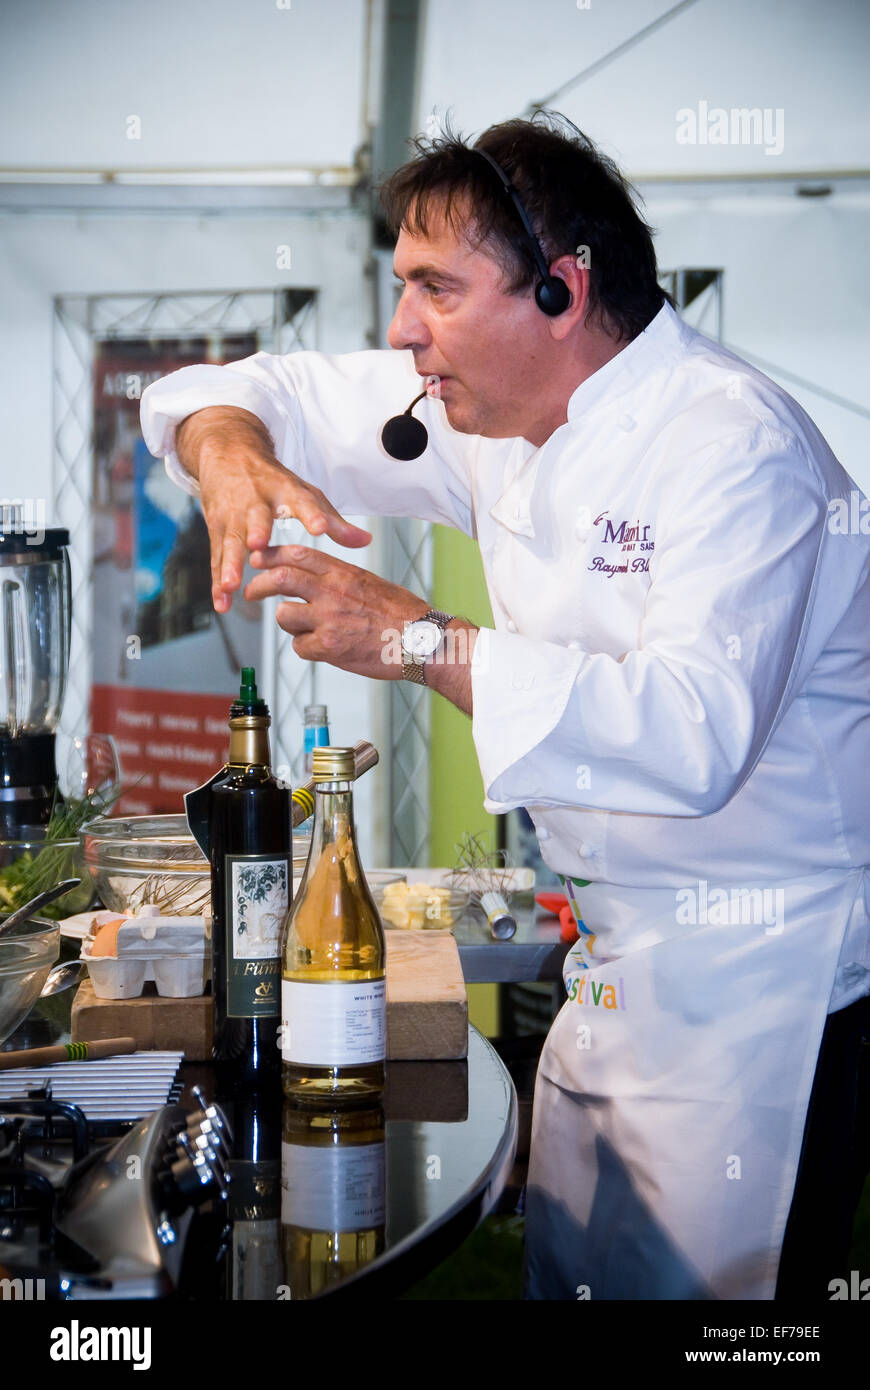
[0, 1036, 137, 1069]
[291, 739, 378, 826]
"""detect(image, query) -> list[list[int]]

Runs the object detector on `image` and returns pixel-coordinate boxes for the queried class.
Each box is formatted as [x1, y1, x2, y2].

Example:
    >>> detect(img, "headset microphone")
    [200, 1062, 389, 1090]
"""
[380, 387, 429, 460]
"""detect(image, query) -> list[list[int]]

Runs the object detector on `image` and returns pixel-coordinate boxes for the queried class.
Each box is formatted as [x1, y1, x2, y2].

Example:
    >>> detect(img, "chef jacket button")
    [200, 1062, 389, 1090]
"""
[506, 618, 517, 632]
[577, 842, 596, 858]
[618, 413, 636, 431]
[537, 827, 551, 841]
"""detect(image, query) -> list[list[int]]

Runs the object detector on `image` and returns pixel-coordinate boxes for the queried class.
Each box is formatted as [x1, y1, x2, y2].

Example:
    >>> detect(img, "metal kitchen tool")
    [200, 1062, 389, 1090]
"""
[0, 877, 81, 938]
[447, 833, 518, 940]
[39, 958, 87, 997]
[290, 739, 379, 827]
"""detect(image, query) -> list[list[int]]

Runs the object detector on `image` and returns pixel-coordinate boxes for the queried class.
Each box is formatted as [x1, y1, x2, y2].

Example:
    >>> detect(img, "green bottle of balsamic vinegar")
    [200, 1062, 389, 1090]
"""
[209, 667, 291, 1086]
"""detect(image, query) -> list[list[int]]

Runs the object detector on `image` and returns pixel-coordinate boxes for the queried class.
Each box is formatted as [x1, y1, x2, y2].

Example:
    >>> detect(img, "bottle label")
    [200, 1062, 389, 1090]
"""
[281, 1140, 386, 1231]
[280, 978, 386, 1064]
[225, 854, 290, 1017]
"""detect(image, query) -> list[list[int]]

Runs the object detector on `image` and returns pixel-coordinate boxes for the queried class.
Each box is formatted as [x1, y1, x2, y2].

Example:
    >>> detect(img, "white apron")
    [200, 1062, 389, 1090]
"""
[524, 867, 868, 1300]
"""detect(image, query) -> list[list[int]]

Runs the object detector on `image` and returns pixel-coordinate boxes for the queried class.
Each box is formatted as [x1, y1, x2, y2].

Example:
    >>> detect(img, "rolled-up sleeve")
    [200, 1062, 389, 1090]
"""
[140, 348, 477, 535]
[472, 427, 844, 818]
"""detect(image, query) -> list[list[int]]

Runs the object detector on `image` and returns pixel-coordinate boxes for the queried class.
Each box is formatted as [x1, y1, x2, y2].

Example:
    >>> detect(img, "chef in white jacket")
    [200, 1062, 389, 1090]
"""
[140, 114, 870, 1300]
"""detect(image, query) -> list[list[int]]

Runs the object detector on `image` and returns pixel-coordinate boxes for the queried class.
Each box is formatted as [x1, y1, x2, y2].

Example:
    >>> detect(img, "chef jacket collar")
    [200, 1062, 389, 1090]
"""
[489, 302, 687, 540]
[566, 300, 688, 425]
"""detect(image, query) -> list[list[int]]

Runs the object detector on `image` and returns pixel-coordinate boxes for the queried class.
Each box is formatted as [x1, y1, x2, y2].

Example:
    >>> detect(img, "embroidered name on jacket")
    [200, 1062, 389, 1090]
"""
[588, 511, 655, 578]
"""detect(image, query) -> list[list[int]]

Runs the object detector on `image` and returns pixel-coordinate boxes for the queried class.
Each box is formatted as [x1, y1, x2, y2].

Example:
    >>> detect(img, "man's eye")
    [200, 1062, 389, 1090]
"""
[424, 283, 444, 297]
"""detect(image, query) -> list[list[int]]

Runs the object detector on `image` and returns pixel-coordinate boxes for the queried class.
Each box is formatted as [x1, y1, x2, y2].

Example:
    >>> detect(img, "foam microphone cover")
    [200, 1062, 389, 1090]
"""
[380, 412, 429, 461]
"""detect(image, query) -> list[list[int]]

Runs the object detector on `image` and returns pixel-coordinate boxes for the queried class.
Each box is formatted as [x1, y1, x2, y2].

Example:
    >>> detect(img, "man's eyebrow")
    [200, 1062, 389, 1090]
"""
[392, 263, 463, 285]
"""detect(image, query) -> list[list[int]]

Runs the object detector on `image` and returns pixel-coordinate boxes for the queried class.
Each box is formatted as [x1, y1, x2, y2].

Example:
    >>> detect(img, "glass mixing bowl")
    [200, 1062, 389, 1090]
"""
[0, 916, 60, 1044]
[81, 814, 313, 914]
[0, 837, 95, 919]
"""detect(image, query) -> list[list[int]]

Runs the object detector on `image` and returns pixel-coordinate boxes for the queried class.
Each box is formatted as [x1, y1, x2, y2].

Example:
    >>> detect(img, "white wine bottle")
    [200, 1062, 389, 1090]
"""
[280, 746, 386, 1105]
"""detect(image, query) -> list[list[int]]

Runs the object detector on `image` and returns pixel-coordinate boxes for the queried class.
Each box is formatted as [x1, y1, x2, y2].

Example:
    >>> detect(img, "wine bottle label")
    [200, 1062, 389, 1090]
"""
[225, 854, 290, 1017]
[281, 1140, 386, 1231]
[280, 978, 386, 1064]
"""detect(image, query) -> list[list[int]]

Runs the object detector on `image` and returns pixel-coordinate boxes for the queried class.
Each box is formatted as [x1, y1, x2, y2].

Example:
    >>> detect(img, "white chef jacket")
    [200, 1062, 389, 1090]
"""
[140, 302, 870, 1014]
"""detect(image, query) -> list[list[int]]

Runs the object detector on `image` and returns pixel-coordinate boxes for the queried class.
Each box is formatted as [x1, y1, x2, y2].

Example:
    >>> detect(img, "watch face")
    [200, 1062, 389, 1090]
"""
[402, 620, 442, 660]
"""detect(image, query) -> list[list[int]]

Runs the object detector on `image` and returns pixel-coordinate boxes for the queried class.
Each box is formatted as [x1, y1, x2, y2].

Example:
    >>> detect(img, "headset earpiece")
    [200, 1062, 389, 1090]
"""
[474, 146, 572, 318]
[535, 276, 571, 317]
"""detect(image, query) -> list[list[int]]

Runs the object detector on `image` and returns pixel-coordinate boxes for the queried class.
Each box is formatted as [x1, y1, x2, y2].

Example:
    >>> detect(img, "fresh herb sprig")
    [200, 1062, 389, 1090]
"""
[0, 782, 122, 918]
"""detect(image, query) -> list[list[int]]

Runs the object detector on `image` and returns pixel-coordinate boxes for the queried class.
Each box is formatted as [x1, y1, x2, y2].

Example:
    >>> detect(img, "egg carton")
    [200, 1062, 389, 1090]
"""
[81, 911, 211, 1000]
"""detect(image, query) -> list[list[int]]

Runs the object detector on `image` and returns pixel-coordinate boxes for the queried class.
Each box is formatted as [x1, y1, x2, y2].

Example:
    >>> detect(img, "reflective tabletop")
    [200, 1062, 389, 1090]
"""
[176, 1026, 517, 1300]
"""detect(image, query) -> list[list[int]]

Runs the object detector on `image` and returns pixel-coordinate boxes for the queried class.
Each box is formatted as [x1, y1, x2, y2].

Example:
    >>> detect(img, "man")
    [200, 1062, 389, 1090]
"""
[141, 113, 870, 1300]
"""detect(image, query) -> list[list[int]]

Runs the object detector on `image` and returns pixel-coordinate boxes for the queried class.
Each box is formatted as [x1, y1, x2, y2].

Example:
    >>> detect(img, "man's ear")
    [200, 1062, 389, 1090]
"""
[545, 253, 592, 340]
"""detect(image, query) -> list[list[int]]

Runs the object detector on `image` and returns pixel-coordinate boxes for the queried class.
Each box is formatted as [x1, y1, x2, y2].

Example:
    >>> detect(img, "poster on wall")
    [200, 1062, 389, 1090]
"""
[91, 336, 263, 815]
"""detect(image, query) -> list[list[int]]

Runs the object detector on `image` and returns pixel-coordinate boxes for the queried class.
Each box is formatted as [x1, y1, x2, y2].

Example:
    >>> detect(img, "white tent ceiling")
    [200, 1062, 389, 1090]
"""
[0, 0, 866, 180]
[416, 0, 869, 179]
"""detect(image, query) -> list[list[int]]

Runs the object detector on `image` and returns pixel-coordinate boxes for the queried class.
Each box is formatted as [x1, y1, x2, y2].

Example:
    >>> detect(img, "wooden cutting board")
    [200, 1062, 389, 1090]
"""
[384, 929, 468, 1060]
[71, 929, 467, 1061]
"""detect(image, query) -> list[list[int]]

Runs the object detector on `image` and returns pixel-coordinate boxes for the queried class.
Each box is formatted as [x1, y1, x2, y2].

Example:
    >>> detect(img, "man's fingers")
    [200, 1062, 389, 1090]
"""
[324, 514, 373, 548]
[244, 562, 317, 603]
[245, 501, 278, 551]
[216, 529, 247, 609]
[270, 485, 371, 549]
[249, 544, 332, 573]
[276, 600, 315, 636]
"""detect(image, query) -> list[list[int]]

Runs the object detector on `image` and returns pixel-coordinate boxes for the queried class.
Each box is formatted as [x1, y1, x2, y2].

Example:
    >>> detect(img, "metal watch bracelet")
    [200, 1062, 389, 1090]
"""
[402, 608, 455, 685]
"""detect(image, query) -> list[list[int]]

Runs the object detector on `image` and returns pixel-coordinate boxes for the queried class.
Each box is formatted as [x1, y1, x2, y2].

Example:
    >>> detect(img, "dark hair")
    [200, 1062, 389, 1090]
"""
[379, 111, 668, 343]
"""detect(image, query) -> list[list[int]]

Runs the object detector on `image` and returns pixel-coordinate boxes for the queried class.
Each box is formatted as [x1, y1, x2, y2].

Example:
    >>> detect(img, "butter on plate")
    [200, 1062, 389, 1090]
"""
[378, 881, 455, 930]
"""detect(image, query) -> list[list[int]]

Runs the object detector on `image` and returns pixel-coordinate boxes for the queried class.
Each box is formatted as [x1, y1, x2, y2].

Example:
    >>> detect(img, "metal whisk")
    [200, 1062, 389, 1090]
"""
[446, 832, 517, 940]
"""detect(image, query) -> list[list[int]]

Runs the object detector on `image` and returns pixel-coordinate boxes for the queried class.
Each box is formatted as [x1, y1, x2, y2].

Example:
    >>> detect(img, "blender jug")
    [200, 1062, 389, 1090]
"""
[0, 506, 71, 839]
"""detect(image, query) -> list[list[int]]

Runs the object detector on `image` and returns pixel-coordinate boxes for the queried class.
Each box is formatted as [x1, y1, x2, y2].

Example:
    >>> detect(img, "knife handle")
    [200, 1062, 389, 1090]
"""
[291, 740, 379, 827]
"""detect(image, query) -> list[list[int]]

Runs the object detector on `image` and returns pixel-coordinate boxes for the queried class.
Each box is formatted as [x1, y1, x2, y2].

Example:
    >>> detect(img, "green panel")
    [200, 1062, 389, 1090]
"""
[429, 524, 499, 1036]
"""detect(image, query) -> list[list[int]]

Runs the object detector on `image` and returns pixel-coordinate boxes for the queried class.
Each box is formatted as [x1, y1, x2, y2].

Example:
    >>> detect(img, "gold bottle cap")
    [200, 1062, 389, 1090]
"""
[311, 746, 356, 781]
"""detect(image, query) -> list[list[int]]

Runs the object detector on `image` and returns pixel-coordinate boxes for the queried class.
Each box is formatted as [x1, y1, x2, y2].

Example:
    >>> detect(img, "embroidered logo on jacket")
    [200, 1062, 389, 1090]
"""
[589, 511, 655, 577]
[567, 974, 627, 1010]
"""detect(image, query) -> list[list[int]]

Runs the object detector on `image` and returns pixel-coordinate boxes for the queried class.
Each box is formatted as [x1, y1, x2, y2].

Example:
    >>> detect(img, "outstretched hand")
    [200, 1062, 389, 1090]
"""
[178, 406, 372, 613]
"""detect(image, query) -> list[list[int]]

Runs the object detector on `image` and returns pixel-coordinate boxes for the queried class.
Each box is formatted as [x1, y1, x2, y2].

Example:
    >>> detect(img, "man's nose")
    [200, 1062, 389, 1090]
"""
[387, 291, 430, 352]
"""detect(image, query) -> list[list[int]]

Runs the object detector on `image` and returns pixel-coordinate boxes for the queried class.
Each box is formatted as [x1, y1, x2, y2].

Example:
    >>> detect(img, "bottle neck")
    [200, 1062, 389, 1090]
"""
[310, 780, 360, 866]
[228, 716, 271, 768]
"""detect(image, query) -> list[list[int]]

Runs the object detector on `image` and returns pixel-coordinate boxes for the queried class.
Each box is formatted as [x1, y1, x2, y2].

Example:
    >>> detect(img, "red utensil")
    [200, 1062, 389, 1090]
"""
[535, 891, 569, 916]
[559, 904, 579, 943]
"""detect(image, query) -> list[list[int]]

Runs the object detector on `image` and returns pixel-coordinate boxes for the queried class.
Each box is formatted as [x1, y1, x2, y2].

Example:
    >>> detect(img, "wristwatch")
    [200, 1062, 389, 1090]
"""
[401, 609, 455, 685]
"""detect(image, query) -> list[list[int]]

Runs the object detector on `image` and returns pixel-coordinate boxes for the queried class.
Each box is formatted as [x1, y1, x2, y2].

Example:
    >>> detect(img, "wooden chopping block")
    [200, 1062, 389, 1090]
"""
[71, 929, 468, 1062]
[385, 929, 468, 1061]
[71, 978, 214, 1059]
